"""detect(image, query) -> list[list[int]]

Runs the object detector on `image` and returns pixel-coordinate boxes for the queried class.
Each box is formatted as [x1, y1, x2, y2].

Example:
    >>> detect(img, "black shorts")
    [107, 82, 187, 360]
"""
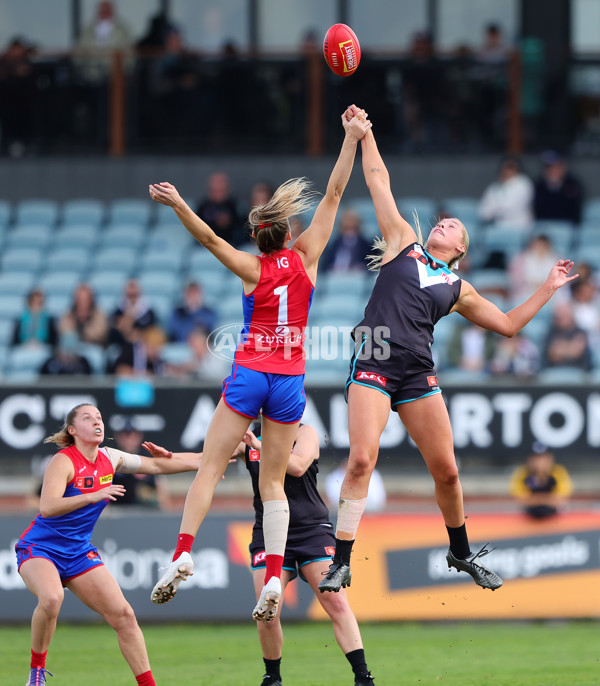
[249, 523, 335, 583]
[346, 336, 442, 409]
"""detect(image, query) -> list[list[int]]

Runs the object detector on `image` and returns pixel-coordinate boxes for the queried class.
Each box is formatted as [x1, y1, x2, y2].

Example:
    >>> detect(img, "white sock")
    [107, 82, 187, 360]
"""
[263, 500, 290, 557]
[336, 497, 367, 538]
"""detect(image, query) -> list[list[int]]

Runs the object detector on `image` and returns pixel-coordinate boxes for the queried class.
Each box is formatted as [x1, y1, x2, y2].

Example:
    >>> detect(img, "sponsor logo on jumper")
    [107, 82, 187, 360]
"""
[325, 546, 336, 556]
[75, 476, 94, 489]
[427, 376, 438, 387]
[248, 449, 260, 462]
[87, 550, 99, 560]
[99, 475, 112, 485]
[356, 371, 388, 386]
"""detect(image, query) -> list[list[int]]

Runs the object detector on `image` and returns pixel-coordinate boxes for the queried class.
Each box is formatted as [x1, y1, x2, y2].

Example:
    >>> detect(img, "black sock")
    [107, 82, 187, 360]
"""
[334, 538, 354, 565]
[263, 657, 281, 679]
[345, 648, 369, 677]
[446, 524, 471, 559]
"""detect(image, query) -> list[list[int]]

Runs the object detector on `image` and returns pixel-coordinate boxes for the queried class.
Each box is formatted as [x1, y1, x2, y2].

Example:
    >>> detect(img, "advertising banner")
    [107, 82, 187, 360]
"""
[2, 511, 599, 623]
[0, 383, 600, 462]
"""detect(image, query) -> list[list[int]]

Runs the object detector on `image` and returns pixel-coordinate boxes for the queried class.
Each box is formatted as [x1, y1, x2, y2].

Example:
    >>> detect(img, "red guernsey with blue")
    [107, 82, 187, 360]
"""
[15, 445, 115, 582]
[235, 248, 314, 375]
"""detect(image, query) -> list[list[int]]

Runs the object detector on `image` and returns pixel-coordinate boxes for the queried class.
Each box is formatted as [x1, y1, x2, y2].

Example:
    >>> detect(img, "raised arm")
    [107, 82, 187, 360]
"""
[453, 259, 578, 336]
[293, 108, 371, 278]
[149, 182, 261, 285]
[360, 126, 417, 257]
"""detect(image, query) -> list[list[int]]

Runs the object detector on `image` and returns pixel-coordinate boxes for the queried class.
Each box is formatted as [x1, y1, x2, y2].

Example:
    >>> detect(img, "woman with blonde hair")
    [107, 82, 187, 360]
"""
[148, 108, 371, 621]
[15, 403, 204, 686]
[319, 106, 578, 596]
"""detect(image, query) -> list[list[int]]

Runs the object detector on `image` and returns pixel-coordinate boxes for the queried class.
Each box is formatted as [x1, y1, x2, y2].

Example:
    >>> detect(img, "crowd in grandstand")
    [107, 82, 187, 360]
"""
[0, 156, 598, 383]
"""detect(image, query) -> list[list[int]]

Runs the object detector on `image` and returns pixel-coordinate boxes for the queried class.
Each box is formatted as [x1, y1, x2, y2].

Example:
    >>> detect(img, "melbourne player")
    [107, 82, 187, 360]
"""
[148, 107, 371, 620]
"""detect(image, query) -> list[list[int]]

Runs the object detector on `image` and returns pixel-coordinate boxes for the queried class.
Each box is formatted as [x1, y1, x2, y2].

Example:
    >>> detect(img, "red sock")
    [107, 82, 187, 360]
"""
[265, 554, 284, 583]
[172, 533, 194, 561]
[31, 650, 47, 669]
[135, 670, 156, 686]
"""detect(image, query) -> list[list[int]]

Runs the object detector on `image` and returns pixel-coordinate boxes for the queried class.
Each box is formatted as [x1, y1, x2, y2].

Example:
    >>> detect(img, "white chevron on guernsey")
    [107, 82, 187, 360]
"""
[410, 245, 459, 289]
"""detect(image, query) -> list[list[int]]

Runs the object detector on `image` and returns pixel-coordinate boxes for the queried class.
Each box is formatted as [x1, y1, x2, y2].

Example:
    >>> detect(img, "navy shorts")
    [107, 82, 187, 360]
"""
[16, 542, 104, 584]
[249, 524, 336, 583]
[222, 363, 306, 424]
[346, 336, 442, 408]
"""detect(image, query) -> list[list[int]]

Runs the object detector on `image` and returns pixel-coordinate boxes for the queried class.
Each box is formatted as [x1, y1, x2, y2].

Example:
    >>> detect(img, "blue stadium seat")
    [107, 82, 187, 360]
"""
[582, 197, 600, 223]
[45, 294, 71, 317]
[311, 294, 365, 321]
[62, 199, 105, 226]
[305, 356, 348, 385]
[146, 293, 174, 324]
[532, 221, 575, 254]
[147, 224, 195, 251]
[6, 224, 53, 250]
[0, 200, 11, 228]
[468, 269, 510, 294]
[396, 196, 438, 225]
[0, 319, 15, 347]
[0, 272, 36, 297]
[99, 224, 148, 250]
[521, 317, 550, 347]
[322, 271, 369, 297]
[0, 247, 44, 273]
[38, 271, 82, 297]
[96, 293, 120, 315]
[5, 344, 52, 379]
[188, 249, 222, 272]
[108, 199, 152, 226]
[77, 343, 106, 375]
[345, 198, 379, 238]
[161, 342, 194, 366]
[54, 225, 99, 250]
[438, 368, 488, 384]
[88, 271, 129, 297]
[16, 200, 59, 227]
[441, 197, 481, 226]
[0, 294, 26, 319]
[140, 247, 186, 272]
[45, 247, 91, 273]
[138, 271, 181, 297]
[93, 247, 138, 273]
[574, 223, 600, 250]
[218, 296, 244, 321]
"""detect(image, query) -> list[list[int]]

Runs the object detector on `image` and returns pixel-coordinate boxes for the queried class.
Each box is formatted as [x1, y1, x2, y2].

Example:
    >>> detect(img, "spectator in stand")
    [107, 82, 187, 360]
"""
[136, 10, 174, 51]
[108, 279, 157, 347]
[167, 282, 217, 342]
[479, 155, 534, 229]
[196, 171, 244, 247]
[542, 302, 592, 371]
[446, 322, 497, 373]
[508, 235, 559, 301]
[321, 210, 371, 272]
[490, 333, 540, 377]
[111, 418, 170, 509]
[534, 150, 584, 225]
[165, 326, 228, 381]
[570, 277, 600, 349]
[59, 283, 108, 347]
[39, 333, 93, 376]
[111, 325, 166, 377]
[324, 458, 386, 513]
[509, 442, 573, 519]
[12, 289, 58, 348]
[0, 36, 36, 156]
[74, 0, 132, 80]
[477, 23, 509, 65]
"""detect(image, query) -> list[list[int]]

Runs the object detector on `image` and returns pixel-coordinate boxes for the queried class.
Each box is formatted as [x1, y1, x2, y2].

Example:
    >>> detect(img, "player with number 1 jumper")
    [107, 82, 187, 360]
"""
[148, 108, 371, 621]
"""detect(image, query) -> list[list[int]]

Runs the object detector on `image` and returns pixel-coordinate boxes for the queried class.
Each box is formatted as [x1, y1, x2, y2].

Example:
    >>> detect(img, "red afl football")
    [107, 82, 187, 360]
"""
[323, 23, 361, 77]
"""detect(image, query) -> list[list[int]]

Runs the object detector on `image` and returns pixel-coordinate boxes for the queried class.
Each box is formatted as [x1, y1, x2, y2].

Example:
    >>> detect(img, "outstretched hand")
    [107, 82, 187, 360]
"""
[148, 182, 184, 208]
[142, 440, 172, 459]
[241, 429, 261, 451]
[342, 107, 372, 141]
[546, 259, 579, 290]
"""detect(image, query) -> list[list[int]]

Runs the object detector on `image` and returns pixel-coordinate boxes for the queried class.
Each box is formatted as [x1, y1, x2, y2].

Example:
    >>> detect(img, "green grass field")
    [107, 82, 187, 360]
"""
[3, 621, 599, 686]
